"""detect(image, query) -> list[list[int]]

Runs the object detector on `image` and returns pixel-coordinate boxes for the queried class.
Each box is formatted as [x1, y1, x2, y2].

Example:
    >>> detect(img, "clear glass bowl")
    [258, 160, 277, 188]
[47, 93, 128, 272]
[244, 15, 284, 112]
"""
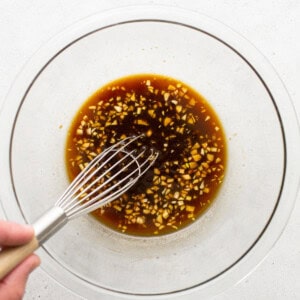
[0, 5, 299, 299]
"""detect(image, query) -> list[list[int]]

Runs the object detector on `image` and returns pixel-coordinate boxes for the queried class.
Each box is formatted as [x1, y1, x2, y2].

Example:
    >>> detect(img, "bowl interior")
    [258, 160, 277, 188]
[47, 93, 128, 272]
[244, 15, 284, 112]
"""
[10, 20, 284, 294]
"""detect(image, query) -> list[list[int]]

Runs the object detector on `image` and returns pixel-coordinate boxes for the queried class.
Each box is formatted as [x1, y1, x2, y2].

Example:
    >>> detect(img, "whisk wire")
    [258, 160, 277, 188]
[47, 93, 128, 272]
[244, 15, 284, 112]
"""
[55, 135, 158, 219]
[55, 135, 140, 211]
[64, 148, 143, 215]
[68, 148, 158, 219]
[56, 136, 135, 209]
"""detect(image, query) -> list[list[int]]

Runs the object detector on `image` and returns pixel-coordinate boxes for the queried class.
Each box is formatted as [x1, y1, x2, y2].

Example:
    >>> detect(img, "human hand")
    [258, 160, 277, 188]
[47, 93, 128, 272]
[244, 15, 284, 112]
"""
[0, 220, 40, 300]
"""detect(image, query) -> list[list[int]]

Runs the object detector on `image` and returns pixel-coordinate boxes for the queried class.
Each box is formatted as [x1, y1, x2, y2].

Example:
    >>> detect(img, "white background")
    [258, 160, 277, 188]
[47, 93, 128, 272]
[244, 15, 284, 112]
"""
[0, 0, 299, 299]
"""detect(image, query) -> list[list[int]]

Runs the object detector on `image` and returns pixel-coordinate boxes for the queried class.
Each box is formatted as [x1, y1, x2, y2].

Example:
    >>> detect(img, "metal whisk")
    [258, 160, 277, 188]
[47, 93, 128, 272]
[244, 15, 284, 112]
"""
[0, 135, 158, 279]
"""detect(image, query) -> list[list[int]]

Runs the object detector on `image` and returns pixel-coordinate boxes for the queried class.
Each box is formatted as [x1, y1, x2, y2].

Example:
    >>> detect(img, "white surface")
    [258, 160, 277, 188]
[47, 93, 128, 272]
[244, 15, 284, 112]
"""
[0, 0, 299, 299]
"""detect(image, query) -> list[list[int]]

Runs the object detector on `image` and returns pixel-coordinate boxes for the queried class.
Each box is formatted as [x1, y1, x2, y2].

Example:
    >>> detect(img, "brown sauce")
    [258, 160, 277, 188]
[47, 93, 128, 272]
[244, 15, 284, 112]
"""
[66, 74, 226, 236]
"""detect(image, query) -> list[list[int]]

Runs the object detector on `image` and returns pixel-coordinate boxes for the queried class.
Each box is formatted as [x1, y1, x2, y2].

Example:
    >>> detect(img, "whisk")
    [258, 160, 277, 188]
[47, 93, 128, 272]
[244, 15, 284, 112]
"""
[0, 135, 158, 279]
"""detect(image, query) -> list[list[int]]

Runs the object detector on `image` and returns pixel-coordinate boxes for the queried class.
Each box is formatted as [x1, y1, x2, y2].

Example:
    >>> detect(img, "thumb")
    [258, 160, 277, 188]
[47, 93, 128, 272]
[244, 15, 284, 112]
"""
[0, 254, 40, 300]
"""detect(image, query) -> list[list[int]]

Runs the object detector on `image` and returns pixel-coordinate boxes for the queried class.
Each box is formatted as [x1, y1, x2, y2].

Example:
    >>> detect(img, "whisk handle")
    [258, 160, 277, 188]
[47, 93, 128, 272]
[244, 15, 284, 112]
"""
[33, 206, 67, 243]
[0, 237, 39, 280]
[0, 207, 67, 280]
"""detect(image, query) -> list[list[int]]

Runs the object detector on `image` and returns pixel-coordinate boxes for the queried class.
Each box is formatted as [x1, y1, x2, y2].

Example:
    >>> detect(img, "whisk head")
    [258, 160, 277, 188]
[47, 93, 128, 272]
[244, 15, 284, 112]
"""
[55, 135, 158, 219]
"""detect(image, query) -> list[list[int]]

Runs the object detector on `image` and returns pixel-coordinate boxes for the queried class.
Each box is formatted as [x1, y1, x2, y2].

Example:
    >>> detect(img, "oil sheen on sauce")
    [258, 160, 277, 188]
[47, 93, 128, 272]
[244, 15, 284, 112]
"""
[66, 74, 226, 236]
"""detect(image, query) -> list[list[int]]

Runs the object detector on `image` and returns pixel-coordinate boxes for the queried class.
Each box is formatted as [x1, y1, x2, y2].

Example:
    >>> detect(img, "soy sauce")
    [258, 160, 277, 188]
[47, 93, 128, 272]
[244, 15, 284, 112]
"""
[66, 74, 226, 236]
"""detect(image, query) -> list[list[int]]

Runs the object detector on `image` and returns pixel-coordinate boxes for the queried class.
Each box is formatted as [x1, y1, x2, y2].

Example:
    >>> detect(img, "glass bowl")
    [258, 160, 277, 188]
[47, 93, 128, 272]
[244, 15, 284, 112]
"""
[0, 5, 299, 299]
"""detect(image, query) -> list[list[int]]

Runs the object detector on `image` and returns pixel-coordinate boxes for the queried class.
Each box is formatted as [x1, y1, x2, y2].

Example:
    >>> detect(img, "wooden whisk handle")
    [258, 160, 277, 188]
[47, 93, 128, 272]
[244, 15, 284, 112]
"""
[0, 237, 39, 280]
[0, 207, 67, 280]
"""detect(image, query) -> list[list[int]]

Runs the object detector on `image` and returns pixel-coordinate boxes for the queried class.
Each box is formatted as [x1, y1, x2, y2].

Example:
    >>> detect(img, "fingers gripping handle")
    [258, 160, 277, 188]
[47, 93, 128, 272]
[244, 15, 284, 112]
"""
[0, 237, 39, 280]
[0, 207, 67, 280]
